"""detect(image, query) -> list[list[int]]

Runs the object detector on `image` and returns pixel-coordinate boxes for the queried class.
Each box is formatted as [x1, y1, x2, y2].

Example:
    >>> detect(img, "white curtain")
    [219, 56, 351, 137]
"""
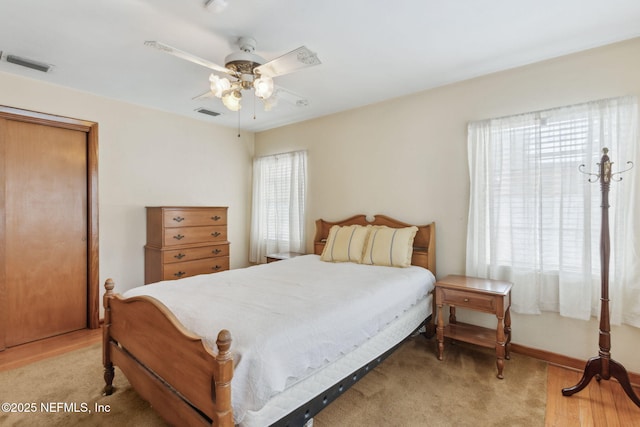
[466, 96, 640, 326]
[249, 150, 307, 263]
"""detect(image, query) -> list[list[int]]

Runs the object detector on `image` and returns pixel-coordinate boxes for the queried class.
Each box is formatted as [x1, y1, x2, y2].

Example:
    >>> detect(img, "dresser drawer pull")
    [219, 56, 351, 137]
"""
[212, 265, 222, 271]
[174, 253, 186, 260]
[212, 248, 222, 254]
[211, 215, 221, 221]
[174, 271, 186, 278]
[173, 216, 185, 223]
[211, 231, 222, 237]
[173, 234, 185, 240]
[464, 298, 470, 302]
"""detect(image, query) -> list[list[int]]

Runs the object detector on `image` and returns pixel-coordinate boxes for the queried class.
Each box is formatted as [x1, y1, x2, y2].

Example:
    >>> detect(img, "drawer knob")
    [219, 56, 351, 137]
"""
[173, 216, 185, 222]
[213, 265, 222, 271]
[464, 298, 470, 302]
[211, 215, 221, 221]
[213, 249, 222, 254]
[174, 271, 186, 278]
[173, 234, 185, 240]
[174, 253, 186, 260]
[211, 231, 221, 237]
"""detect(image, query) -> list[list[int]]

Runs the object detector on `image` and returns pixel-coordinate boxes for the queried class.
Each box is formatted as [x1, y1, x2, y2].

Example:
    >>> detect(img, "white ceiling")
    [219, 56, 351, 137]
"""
[1, 0, 639, 132]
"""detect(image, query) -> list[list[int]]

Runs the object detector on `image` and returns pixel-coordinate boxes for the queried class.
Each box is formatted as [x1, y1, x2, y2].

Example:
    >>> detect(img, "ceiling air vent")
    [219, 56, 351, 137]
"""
[195, 107, 221, 117]
[6, 54, 52, 73]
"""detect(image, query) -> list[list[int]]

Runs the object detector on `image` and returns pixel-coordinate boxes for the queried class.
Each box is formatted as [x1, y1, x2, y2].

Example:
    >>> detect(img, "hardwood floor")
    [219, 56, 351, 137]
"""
[1, 328, 639, 425]
[545, 364, 640, 426]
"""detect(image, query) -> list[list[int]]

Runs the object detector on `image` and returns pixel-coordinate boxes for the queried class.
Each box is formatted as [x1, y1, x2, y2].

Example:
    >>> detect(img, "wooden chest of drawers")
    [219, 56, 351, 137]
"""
[144, 206, 229, 284]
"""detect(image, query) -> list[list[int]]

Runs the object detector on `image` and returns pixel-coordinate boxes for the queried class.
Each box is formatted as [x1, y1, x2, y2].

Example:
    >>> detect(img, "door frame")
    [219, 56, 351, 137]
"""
[0, 106, 99, 345]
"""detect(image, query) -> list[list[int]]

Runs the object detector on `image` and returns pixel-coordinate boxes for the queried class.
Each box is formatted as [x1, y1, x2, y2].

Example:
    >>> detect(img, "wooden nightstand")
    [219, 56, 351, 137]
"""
[435, 274, 512, 379]
[265, 251, 305, 263]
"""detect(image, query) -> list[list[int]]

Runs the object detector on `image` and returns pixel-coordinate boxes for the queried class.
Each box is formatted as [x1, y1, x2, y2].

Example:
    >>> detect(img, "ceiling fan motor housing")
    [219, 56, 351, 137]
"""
[224, 37, 266, 77]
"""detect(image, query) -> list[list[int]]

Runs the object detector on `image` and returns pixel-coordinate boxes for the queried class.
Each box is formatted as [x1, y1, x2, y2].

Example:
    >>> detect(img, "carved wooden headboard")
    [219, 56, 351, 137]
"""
[313, 214, 436, 275]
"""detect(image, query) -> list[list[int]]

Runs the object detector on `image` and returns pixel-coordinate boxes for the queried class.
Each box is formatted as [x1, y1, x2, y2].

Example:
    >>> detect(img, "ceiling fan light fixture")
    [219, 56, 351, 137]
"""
[253, 75, 274, 99]
[222, 90, 242, 111]
[263, 94, 279, 112]
[209, 74, 231, 97]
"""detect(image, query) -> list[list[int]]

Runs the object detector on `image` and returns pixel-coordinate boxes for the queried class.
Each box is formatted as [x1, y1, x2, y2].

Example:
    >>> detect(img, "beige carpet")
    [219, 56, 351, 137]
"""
[0, 336, 546, 426]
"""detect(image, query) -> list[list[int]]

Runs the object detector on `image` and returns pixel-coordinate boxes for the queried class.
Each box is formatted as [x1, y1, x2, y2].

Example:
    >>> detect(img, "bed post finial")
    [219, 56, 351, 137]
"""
[105, 278, 115, 295]
[213, 329, 234, 427]
[216, 329, 232, 354]
[103, 278, 115, 395]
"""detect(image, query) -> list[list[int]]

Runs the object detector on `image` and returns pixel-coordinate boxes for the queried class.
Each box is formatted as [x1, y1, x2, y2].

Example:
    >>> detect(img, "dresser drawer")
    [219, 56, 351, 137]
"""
[163, 225, 227, 246]
[163, 256, 230, 280]
[439, 288, 497, 313]
[162, 244, 229, 264]
[162, 208, 227, 227]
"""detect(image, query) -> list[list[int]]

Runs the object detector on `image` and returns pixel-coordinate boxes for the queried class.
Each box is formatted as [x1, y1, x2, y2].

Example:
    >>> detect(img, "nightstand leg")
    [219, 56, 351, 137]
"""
[504, 307, 512, 360]
[436, 302, 444, 360]
[496, 314, 506, 379]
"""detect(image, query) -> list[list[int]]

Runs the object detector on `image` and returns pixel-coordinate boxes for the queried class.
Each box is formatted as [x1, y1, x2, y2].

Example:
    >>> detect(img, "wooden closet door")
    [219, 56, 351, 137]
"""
[3, 119, 88, 347]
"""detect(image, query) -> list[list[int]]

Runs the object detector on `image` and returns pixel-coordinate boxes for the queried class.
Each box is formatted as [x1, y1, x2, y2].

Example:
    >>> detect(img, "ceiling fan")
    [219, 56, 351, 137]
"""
[145, 37, 321, 112]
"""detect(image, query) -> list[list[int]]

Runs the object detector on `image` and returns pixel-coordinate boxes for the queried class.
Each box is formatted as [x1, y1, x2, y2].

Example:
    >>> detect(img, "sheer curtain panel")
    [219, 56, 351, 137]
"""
[250, 150, 307, 264]
[466, 96, 640, 326]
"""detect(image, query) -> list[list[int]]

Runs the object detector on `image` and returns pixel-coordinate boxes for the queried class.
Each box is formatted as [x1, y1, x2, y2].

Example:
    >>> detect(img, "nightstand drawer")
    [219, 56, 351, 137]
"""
[439, 288, 496, 312]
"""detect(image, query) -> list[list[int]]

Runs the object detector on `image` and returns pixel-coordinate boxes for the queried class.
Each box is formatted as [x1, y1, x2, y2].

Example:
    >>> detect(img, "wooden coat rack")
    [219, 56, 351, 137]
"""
[562, 148, 640, 407]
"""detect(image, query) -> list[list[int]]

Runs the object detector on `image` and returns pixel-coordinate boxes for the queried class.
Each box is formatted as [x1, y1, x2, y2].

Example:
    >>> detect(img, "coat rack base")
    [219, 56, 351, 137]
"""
[562, 356, 640, 408]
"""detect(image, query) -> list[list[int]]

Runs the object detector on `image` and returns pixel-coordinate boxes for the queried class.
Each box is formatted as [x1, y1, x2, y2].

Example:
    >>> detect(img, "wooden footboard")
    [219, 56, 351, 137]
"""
[102, 278, 234, 427]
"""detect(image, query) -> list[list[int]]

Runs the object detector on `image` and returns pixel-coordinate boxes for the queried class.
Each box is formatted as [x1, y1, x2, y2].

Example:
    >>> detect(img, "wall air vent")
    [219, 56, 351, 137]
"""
[195, 107, 221, 117]
[6, 54, 52, 73]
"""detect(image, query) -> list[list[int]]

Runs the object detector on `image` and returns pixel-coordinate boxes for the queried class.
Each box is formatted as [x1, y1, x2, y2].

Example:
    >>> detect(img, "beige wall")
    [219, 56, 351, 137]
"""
[255, 37, 640, 373]
[0, 71, 254, 309]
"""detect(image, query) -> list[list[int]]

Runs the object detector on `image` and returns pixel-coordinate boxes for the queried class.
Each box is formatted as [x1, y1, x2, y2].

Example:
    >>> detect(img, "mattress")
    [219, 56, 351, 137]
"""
[241, 294, 431, 427]
[124, 255, 435, 424]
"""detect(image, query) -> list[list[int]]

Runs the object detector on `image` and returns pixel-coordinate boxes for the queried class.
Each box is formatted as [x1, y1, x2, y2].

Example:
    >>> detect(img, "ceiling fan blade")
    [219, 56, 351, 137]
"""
[144, 41, 231, 75]
[254, 46, 321, 78]
[192, 90, 214, 101]
[272, 86, 310, 107]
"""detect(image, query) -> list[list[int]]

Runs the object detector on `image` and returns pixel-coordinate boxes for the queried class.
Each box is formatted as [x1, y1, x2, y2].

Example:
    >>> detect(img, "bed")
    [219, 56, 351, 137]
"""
[102, 214, 436, 426]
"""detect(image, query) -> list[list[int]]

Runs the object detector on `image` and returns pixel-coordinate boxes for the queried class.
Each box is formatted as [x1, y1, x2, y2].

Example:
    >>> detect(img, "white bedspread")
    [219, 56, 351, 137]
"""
[123, 255, 435, 424]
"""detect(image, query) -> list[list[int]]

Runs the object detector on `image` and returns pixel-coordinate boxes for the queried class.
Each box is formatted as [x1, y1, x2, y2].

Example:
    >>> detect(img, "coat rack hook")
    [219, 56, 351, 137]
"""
[578, 163, 600, 183]
[611, 160, 634, 182]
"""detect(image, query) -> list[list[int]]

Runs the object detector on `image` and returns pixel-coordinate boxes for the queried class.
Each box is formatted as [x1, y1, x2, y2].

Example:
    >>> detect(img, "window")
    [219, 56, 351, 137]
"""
[466, 96, 640, 326]
[249, 150, 307, 263]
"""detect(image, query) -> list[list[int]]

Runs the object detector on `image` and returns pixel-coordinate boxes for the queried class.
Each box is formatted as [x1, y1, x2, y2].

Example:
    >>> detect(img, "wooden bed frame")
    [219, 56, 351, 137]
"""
[103, 215, 435, 426]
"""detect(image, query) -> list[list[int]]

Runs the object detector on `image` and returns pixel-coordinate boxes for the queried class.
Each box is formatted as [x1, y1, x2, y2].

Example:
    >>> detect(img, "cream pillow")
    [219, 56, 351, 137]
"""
[320, 225, 370, 263]
[362, 225, 418, 267]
